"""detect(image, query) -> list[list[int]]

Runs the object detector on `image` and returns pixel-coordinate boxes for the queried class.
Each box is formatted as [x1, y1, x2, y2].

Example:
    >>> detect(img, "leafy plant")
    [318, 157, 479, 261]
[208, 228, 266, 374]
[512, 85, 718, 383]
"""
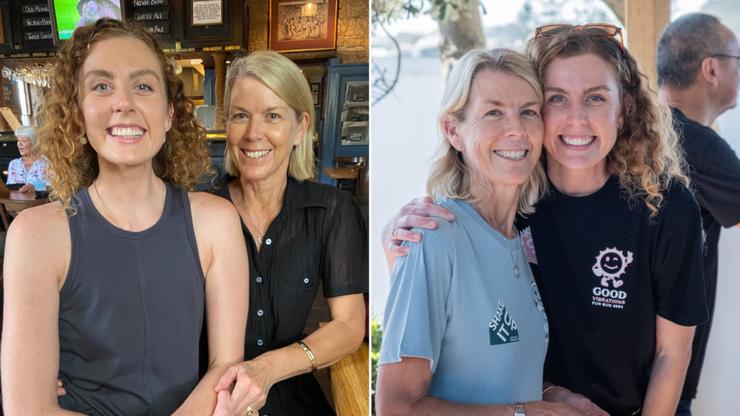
[370, 317, 383, 415]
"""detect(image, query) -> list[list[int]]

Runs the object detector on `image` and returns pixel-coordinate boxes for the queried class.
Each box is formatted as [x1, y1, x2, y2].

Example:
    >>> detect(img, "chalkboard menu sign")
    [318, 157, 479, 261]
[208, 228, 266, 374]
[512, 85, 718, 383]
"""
[120, 0, 243, 51]
[125, 0, 172, 40]
[0, 0, 244, 56]
[18, 0, 53, 49]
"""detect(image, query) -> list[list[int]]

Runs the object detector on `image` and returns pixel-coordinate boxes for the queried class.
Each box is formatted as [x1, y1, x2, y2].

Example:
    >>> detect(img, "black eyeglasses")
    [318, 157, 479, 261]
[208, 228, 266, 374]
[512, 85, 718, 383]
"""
[534, 23, 624, 50]
[709, 53, 740, 64]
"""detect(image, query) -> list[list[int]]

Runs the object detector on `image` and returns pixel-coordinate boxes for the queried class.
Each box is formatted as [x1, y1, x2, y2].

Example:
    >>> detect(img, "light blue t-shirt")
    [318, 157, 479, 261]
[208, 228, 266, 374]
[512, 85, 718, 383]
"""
[379, 198, 548, 404]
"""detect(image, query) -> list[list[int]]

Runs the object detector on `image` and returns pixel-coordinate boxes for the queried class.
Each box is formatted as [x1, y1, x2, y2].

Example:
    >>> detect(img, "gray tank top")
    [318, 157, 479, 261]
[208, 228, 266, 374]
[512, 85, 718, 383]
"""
[57, 182, 205, 415]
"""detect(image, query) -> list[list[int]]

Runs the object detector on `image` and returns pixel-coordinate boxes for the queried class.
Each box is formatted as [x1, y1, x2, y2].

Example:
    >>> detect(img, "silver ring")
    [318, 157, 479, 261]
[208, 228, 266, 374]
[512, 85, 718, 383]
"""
[392, 228, 400, 238]
[246, 406, 254, 416]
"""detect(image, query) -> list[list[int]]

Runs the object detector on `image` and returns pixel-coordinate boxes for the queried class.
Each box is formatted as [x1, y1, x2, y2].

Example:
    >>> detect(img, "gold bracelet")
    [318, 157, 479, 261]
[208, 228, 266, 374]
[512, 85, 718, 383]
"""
[298, 341, 317, 371]
[542, 385, 558, 396]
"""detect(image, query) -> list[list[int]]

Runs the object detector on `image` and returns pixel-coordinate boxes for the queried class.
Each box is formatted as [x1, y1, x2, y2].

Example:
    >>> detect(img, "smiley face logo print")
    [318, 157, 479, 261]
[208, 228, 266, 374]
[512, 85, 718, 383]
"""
[591, 247, 633, 309]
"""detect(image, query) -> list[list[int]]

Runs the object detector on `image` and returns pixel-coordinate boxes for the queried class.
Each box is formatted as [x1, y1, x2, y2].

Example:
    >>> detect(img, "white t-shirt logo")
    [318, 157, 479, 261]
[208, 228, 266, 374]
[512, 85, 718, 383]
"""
[592, 247, 634, 288]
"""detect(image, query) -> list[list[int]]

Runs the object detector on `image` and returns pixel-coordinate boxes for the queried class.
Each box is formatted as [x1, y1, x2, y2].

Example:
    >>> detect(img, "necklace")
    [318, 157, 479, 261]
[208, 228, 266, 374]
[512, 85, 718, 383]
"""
[92, 180, 165, 230]
[243, 210, 266, 245]
[92, 180, 122, 228]
[507, 229, 521, 278]
[233, 185, 268, 246]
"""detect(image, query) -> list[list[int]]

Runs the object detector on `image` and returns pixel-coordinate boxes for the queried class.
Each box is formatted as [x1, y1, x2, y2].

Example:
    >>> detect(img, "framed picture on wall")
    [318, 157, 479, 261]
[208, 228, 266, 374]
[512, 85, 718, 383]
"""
[268, 0, 338, 52]
[192, 0, 223, 26]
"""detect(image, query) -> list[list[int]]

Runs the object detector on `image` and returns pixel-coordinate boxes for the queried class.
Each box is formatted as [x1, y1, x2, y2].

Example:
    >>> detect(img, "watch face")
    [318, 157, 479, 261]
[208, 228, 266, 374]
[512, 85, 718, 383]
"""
[514, 403, 526, 416]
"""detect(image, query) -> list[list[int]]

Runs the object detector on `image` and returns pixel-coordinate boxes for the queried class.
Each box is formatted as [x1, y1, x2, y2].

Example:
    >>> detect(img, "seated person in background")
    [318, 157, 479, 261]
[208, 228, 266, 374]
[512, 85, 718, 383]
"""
[6, 125, 49, 192]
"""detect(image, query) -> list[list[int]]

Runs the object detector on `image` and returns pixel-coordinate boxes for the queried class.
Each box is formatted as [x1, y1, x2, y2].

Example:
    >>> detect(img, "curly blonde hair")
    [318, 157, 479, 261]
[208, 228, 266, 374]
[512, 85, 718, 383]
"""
[526, 28, 688, 217]
[427, 48, 547, 216]
[37, 18, 210, 210]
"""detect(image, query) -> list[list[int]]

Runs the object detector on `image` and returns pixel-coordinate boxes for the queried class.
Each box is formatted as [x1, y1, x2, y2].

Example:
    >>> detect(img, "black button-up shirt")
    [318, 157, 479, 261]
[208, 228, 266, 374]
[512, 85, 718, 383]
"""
[213, 176, 368, 414]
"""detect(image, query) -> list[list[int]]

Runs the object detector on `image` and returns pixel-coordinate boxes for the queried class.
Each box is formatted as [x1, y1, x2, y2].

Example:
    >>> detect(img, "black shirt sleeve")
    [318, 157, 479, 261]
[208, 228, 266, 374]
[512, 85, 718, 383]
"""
[684, 127, 740, 228]
[651, 183, 709, 326]
[320, 188, 368, 297]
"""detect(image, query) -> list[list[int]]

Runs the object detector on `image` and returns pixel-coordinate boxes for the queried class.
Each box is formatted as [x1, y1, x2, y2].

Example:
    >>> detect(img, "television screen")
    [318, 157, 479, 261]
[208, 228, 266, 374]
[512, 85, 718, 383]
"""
[51, 0, 122, 40]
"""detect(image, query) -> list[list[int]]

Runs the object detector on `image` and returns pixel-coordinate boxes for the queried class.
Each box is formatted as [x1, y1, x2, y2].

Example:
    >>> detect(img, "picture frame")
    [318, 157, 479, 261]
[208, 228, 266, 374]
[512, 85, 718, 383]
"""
[340, 80, 368, 146]
[192, 0, 224, 26]
[268, 0, 338, 52]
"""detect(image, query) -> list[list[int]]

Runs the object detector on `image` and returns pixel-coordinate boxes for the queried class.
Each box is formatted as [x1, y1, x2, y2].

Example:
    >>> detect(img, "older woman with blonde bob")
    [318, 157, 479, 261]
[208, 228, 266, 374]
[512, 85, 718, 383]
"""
[209, 51, 367, 416]
[376, 48, 586, 416]
[1, 18, 248, 415]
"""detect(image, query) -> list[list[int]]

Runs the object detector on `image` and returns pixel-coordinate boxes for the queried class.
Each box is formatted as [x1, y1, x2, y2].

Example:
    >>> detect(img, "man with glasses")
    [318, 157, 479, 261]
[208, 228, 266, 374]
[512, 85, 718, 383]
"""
[658, 12, 740, 416]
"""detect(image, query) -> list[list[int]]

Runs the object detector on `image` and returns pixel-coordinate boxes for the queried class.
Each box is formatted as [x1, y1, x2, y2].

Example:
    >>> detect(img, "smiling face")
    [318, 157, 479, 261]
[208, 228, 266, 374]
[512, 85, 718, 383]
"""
[542, 53, 623, 179]
[446, 70, 543, 196]
[77, 36, 173, 170]
[16, 136, 33, 157]
[226, 76, 308, 184]
[600, 253, 623, 272]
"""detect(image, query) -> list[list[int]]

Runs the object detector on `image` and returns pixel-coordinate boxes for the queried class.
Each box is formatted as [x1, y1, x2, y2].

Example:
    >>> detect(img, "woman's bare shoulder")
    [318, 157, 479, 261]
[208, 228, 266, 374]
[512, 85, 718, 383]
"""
[187, 191, 239, 222]
[5, 201, 70, 287]
[8, 201, 68, 239]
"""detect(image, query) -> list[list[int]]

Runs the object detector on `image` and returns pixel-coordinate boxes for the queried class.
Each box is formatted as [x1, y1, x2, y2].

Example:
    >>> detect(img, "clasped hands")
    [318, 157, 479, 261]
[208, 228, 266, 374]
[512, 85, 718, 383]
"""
[212, 359, 274, 416]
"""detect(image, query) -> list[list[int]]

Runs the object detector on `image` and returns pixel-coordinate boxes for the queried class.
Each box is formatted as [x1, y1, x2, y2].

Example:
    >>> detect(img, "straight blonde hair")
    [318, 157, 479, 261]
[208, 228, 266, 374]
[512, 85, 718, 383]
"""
[223, 51, 316, 180]
[427, 48, 547, 216]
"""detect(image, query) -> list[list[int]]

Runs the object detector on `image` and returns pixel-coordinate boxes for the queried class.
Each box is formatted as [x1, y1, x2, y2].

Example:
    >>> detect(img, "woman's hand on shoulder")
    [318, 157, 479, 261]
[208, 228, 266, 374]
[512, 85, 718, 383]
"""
[382, 196, 455, 269]
[213, 359, 274, 416]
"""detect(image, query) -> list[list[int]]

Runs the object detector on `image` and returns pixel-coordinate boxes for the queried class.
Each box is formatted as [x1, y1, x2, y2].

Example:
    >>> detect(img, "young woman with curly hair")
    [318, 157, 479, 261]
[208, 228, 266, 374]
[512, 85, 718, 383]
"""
[1, 18, 248, 415]
[381, 25, 707, 416]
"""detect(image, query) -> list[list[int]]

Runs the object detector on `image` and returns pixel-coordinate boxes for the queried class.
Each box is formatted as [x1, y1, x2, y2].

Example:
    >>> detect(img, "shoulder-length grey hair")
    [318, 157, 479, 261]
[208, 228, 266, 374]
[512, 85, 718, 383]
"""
[427, 48, 547, 215]
[223, 50, 316, 180]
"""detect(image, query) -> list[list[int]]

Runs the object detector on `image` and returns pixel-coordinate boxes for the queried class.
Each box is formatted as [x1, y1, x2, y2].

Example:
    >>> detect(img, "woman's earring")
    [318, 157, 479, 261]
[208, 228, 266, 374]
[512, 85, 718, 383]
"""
[79, 134, 87, 145]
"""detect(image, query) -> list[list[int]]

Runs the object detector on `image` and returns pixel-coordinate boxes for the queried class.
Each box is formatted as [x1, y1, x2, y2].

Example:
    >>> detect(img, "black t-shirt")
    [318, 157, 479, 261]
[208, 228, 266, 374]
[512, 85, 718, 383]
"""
[519, 176, 708, 415]
[213, 176, 368, 415]
[673, 108, 740, 399]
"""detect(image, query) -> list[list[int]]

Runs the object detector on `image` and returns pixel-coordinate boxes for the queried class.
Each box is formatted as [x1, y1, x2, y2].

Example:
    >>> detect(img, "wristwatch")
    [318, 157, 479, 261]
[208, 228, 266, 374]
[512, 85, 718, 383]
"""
[514, 402, 526, 416]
